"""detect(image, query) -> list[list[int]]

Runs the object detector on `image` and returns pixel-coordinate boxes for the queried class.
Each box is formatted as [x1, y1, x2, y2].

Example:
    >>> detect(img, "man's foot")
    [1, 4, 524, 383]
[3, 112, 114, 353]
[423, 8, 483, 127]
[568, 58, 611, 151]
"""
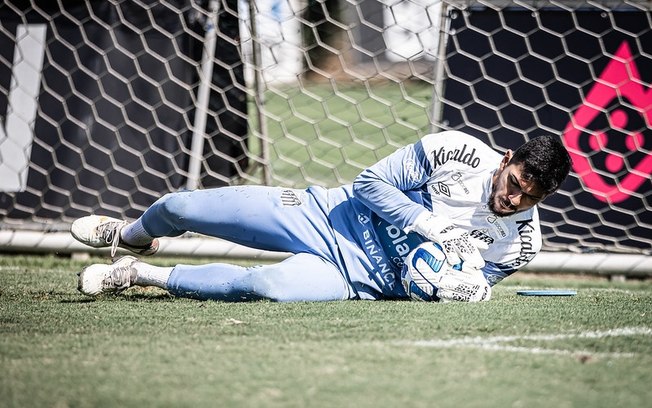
[71, 215, 159, 256]
[77, 256, 138, 296]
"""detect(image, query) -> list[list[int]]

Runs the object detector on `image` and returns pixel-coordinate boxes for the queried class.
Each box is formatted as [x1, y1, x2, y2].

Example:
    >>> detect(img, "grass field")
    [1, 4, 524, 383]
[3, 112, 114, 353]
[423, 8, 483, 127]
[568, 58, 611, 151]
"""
[249, 82, 433, 187]
[1, 253, 651, 408]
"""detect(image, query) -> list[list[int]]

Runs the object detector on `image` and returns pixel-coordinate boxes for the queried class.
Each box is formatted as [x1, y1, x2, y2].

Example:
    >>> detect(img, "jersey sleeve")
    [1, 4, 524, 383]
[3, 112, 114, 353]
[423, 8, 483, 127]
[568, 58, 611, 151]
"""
[352, 137, 433, 231]
[353, 131, 491, 231]
[482, 261, 515, 286]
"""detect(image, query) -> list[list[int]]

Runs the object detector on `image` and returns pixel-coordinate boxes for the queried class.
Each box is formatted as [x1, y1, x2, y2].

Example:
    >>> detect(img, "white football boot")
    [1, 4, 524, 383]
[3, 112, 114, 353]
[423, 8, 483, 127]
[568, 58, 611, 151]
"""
[71, 215, 159, 257]
[77, 256, 138, 296]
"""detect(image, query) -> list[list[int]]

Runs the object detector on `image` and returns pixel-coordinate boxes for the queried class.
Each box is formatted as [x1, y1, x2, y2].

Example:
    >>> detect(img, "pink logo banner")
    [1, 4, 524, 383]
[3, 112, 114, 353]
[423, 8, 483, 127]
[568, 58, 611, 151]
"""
[562, 41, 651, 204]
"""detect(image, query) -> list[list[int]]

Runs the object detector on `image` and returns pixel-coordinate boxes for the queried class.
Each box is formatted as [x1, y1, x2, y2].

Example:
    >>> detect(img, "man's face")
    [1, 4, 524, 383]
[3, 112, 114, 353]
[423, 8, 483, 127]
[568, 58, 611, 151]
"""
[489, 151, 547, 216]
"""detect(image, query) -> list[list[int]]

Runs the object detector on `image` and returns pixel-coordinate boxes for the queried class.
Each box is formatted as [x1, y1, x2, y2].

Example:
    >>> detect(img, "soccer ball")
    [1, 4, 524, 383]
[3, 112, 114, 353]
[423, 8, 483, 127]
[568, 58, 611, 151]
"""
[400, 241, 462, 301]
[401, 241, 491, 302]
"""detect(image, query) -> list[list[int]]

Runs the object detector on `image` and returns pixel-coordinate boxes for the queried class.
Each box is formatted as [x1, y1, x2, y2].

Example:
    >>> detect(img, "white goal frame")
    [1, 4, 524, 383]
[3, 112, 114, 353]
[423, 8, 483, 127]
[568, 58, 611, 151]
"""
[0, 0, 650, 278]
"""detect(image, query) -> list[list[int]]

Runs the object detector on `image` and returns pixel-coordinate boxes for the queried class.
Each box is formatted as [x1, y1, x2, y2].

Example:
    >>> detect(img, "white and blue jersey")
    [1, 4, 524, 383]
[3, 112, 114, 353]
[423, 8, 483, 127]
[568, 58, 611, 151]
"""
[145, 131, 541, 301]
[347, 130, 541, 293]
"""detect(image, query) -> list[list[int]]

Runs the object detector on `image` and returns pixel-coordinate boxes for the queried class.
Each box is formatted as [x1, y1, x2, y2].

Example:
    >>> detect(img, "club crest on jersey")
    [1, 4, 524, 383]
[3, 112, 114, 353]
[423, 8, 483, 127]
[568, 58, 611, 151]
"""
[432, 144, 480, 169]
[404, 159, 422, 183]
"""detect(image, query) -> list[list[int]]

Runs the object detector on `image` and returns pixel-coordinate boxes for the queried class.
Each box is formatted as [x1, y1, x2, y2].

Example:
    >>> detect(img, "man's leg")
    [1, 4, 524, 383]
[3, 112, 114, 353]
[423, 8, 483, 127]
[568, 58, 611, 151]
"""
[78, 253, 351, 302]
[166, 253, 350, 302]
[73, 186, 336, 257]
[137, 186, 333, 254]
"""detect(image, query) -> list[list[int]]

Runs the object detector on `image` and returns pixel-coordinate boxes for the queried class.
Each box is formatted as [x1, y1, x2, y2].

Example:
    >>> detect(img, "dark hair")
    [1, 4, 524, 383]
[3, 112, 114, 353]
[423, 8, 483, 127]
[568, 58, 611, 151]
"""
[509, 135, 572, 195]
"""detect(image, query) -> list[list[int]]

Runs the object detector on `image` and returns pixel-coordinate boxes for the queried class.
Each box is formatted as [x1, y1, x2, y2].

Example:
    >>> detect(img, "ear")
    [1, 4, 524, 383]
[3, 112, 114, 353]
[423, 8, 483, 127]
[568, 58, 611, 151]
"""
[499, 150, 513, 170]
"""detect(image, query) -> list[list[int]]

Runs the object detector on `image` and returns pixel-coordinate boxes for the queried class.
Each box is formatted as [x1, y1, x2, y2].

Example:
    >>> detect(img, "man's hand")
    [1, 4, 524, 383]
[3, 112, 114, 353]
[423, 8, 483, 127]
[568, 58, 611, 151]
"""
[411, 212, 487, 269]
[436, 264, 492, 302]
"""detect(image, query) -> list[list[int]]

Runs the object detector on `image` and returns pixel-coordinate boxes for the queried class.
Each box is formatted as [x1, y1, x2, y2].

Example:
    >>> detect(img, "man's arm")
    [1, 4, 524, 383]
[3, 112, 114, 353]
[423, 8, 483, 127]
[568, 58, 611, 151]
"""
[352, 141, 430, 232]
[353, 134, 486, 268]
[481, 261, 515, 286]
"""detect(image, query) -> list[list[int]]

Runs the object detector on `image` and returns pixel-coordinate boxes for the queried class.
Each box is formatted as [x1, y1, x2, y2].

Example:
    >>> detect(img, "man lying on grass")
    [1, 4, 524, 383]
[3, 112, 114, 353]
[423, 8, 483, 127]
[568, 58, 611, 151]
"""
[71, 131, 571, 303]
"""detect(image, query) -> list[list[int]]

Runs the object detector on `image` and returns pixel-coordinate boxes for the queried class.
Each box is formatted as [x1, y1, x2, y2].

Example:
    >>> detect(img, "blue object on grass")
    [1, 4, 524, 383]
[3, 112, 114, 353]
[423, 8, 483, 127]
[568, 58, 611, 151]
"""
[517, 290, 577, 296]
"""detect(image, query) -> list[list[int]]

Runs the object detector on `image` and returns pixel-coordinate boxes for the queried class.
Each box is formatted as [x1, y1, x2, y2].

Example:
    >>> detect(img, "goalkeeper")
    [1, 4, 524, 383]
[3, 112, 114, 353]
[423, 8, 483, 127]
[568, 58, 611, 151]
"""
[71, 131, 571, 302]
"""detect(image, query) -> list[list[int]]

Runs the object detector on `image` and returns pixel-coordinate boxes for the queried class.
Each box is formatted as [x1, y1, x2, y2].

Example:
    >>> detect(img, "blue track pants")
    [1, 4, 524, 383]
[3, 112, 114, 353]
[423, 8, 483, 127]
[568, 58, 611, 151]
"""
[139, 187, 352, 302]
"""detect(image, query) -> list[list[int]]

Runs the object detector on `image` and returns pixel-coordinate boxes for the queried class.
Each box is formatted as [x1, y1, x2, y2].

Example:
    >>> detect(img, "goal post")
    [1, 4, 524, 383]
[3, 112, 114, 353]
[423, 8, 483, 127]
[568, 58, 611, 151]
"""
[0, 0, 650, 276]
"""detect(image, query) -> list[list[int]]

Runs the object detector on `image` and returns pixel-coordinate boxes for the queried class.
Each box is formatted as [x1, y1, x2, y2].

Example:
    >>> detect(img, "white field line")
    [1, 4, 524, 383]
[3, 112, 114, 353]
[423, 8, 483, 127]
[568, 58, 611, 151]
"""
[0, 265, 23, 272]
[404, 327, 652, 358]
[0, 266, 71, 273]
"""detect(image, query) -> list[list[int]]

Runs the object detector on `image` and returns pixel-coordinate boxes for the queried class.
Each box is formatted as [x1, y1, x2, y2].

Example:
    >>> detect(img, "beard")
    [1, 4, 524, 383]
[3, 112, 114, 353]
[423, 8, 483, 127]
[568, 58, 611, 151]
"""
[487, 188, 516, 217]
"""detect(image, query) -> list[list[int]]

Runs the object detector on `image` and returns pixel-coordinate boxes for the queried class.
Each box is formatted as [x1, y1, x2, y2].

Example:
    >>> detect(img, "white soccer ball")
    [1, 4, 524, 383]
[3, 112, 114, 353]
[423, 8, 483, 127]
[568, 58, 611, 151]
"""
[401, 241, 456, 301]
[401, 241, 491, 302]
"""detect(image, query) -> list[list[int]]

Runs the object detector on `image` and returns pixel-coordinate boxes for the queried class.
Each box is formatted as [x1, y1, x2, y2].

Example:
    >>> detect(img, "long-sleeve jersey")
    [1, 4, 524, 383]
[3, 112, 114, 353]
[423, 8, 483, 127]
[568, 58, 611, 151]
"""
[335, 130, 541, 293]
[157, 131, 543, 301]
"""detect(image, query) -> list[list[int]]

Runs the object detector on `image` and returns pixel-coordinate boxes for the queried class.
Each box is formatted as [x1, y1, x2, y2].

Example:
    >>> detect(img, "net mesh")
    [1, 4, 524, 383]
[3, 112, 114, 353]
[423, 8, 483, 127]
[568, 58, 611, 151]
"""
[0, 0, 650, 257]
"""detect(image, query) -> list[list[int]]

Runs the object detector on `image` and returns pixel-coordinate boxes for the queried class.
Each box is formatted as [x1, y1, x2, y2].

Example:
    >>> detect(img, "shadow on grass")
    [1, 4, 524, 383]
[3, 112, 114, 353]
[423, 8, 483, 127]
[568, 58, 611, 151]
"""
[59, 297, 96, 304]
[58, 293, 175, 303]
[122, 293, 176, 302]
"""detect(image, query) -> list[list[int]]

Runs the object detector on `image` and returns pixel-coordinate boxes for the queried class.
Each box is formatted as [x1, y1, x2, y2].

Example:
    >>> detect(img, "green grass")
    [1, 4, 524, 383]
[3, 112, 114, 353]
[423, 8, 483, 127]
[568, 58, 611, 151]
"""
[248, 82, 433, 187]
[1, 254, 651, 408]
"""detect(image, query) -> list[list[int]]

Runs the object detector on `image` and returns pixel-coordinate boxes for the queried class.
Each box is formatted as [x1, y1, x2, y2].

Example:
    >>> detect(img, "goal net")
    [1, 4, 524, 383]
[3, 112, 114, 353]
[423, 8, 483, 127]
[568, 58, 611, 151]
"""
[0, 0, 649, 275]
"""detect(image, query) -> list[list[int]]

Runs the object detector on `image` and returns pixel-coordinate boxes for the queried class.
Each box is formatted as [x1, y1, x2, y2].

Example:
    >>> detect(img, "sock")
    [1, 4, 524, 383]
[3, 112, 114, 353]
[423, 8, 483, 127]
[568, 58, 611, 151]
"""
[121, 218, 155, 246]
[133, 261, 173, 289]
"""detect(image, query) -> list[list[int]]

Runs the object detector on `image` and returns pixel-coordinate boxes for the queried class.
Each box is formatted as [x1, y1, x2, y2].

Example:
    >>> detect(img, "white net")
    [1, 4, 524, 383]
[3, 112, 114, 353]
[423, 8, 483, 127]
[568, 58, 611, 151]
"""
[438, 0, 651, 256]
[0, 0, 650, 271]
